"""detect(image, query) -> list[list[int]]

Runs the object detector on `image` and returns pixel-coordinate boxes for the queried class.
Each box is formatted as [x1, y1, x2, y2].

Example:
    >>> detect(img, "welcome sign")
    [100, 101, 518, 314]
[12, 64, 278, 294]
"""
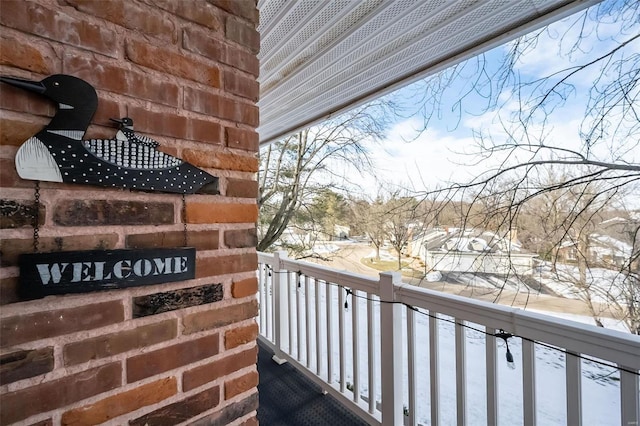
[19, 248, 195, 298]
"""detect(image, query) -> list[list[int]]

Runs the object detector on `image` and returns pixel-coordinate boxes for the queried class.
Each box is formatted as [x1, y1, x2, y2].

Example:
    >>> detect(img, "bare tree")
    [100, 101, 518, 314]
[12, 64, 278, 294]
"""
[407, 1, 640, 331]
[384, 194, 420, 269]
[258, 102, 391, 253]
[351, 196, 387, 261]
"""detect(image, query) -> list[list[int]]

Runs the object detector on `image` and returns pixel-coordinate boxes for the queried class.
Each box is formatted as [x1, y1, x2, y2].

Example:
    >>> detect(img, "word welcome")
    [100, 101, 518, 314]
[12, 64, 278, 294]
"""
[20, 248, 195, 298]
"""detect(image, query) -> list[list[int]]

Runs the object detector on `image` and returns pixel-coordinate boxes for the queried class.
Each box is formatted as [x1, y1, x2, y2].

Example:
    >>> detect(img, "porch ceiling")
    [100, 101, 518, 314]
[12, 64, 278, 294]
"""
[257, 0, 599, 145]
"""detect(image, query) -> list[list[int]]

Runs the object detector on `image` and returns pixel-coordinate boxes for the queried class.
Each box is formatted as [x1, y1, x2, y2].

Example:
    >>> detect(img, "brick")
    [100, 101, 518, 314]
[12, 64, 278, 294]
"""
[182, 27, 259, 77]
[154, 0, 222, 31]
[129, 385, 220, 426]
[1, 158, 33, 189]
[0, 233, 119, 267]
[0, 1, 117, 57]
[0, 116, 48, 147]
[132, 284, 223, 318]
[126, 39, 221, 87]
[225, 127, 259, 151]
[183, 299, 258, 335]
[231, 277, 258, 299]
[126, 105, 187, 139]
[126, 334, 219, 383]
[189, 118, 224, 145]
[64, 319, 177, 365]
[226, 17, 260, 54]
[127, 230, 219, 251]
[196, 253, 258, 279]
[226, 178, 258, 198]
[0, 347, 54, 385]
[224, 70, 259, 101]
[213, 0, 259, 25]
[183, 346, 257, 391]
[61, 377, 177, 425]
[225, 228, 258, 248]
[186, 202, 258, 224]
[1, 300, 124, 348]
[184, 87, 259, 126]
[225, 47, 260, 76]
[225, 322, 258, 349]
[183, 149, 259, 172]
[0, 362, 121, 424]
[53, 200, 174, 226]
[190, 392, 258, 426]
[64, 0, 176, 43]
[0, 276, 19, 305]
[64, 55, 180, 107]
[125, 105, 222, 144]
[0, 82, 56, 116]
[0, 34, 56, 74]
[225, 370, 258, 399]
[183, 27, 225, 63]
[0, 199, 45, 229]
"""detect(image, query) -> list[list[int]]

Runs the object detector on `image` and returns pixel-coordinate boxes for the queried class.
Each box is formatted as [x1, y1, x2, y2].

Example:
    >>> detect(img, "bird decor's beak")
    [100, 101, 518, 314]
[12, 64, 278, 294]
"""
[0, 76, 46, 94]
[109, 118, 124, 124]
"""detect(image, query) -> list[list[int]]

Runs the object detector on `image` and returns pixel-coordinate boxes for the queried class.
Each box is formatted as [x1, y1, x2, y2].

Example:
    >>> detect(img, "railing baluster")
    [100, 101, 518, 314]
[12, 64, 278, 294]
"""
[305, 275, 312, 369]
[295, 275, 306, 362]
[368, 295, 377, 415]
[265, 265, 272, 340]
[455, 319, 467, 426]
[522, 339, 536, 426]
[339, 287, 346, 392]
[316, 278, 322, 376]
[352, 289, 361, 404]
[430, 312, 440, 426]
[288, 271, 293, 354]
[485, 327, 498, 426]
[566, 351, 582, 426]
[258, 264, 264, 333]
[407, 307, 417, 426]
[273, 254, 283, 350]
[620, 366, 639, 426]
[327, 283, 333, 383]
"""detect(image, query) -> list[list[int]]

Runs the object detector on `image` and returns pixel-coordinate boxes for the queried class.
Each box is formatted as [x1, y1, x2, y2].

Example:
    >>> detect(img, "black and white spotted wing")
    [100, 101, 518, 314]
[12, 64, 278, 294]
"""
[83, 138, 181, 170]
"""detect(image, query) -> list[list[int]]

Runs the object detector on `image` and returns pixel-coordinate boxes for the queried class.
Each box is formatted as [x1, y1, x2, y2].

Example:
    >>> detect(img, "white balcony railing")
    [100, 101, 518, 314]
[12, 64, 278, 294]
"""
[257, 251, 640, 426]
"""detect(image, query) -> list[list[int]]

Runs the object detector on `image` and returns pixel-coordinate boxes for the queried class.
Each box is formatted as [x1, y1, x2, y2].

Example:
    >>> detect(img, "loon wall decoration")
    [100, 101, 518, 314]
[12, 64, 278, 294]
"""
[1, 74, 218, 194]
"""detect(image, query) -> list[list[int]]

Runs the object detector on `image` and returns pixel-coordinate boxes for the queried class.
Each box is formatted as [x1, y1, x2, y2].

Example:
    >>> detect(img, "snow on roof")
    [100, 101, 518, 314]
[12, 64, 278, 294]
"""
[590, 234, 632, 257]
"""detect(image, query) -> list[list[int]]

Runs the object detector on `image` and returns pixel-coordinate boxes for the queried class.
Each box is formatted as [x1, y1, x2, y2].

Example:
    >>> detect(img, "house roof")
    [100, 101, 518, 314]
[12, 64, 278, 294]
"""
[257, 0, 600, 145]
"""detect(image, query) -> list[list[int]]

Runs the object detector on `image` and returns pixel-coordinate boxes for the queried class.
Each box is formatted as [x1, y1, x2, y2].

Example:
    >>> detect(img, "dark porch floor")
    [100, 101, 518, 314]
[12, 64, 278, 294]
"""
[257, 340, 369, 426]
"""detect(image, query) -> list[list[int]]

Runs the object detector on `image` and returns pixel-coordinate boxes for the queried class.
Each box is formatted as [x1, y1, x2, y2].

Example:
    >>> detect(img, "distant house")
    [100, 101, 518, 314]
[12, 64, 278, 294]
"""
[409, 227, 537, 276]
[333, 224, 350, 240]
[557, 233, 633, 268]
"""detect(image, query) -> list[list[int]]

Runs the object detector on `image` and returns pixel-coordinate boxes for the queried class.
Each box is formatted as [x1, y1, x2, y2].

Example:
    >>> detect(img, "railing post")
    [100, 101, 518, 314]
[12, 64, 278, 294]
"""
[272, 250, 288, 364]
[380, 271, 403, 426]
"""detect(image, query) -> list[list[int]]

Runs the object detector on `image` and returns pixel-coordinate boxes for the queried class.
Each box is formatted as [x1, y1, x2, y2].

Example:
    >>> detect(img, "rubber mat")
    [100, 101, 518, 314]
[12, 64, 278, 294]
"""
[257, 341, 370, 426]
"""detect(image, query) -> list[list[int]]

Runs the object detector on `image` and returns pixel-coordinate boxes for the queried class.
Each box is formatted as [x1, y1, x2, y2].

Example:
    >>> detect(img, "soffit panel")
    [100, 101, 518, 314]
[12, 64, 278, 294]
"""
[257, 0, 599, 145]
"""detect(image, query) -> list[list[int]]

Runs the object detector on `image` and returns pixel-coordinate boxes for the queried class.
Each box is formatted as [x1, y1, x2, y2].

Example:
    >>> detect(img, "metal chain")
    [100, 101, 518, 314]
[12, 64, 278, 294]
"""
[33, 181, 40, 253]
[182, 193, 188, 247]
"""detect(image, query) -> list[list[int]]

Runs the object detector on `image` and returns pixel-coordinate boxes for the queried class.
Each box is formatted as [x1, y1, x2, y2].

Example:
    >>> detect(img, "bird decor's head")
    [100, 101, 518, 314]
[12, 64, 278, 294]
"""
[110, 117, 134, 130]
[1, 74, 98, 110]
[1, 74, 98, 132]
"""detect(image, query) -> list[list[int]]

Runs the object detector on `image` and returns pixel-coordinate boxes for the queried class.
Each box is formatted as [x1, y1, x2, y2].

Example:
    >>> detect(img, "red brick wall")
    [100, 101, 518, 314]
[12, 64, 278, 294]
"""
[0, 0, 260, 424]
